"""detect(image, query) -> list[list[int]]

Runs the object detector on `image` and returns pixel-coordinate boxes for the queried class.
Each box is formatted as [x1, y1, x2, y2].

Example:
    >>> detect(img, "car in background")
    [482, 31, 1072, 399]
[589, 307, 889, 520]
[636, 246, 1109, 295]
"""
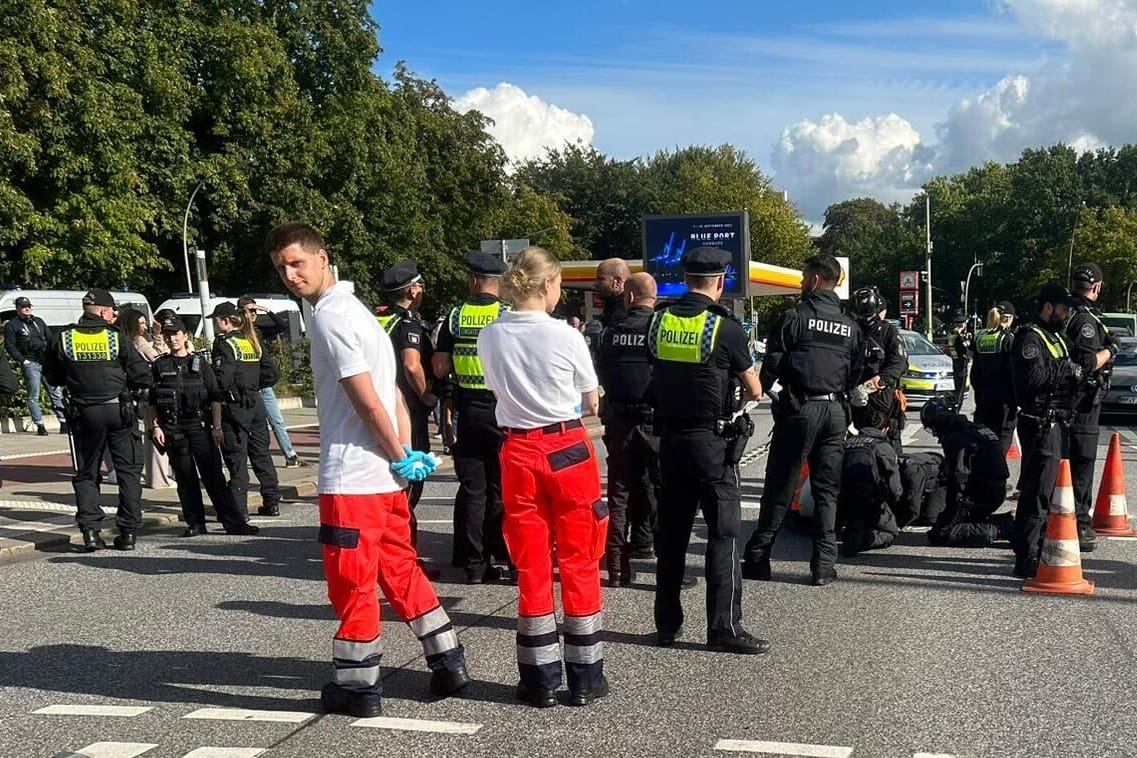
[1102, 337, 1137, 416]
[898, 329, 958, 402]
[1101, 312, 1136, 338]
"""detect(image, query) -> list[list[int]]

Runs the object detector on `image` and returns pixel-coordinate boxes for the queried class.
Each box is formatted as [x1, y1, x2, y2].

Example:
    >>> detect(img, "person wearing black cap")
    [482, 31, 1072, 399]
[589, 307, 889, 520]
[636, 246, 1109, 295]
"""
[380, 261, 437, 550]
[970, 301, 1018, 455]
[649, 246, 766, 654]
[1064, 262, 1119, 552]
[210, 300, 282, 520]
[948, 313, 972, 408]
[1011, 283, 1085, 577]
[432, 251, 513, 583]
[147, 315, 258, 537]
[847, 286, 908, 451]
[741, 254, 863, 588]
[238, 295, 306, 469]
[4, 295, 67, 436]
[42, 288, 153, 551]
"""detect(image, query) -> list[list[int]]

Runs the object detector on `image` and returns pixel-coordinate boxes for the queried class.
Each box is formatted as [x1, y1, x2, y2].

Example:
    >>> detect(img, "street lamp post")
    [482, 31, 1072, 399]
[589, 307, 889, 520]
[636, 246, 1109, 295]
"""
[1066, 202, 1086, 288]
[1127, 280, 1137, 312]
[963, 261, 983, 324]
[182, 179, 206, 293]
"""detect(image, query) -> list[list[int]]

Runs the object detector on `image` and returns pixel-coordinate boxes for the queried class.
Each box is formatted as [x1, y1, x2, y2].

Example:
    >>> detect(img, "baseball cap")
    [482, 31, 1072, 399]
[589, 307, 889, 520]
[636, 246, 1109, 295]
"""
[209, 301, 240, 318]
[14, 296, 31, 308]
[996, 300, 1016, 316]
[82, 288, 116, 307]
[1072, 263, 1103, 285]
[160, 314, 188, 333]
[1037, 283, 1074, 307]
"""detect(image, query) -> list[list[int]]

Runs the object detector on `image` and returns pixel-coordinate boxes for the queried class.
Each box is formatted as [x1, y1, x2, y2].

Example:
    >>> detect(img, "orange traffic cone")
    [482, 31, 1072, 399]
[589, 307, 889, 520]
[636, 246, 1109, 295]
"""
[789, 461, 809, 513]
[1092, 433, 1137, 537]
[1006, 429, 1021, 460]
[1023, 459, 1094, 596]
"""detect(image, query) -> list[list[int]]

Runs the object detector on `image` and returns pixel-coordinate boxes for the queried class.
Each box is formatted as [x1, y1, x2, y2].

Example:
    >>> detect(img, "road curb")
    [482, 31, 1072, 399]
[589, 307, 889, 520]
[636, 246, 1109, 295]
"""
[0, 478, 317, 563]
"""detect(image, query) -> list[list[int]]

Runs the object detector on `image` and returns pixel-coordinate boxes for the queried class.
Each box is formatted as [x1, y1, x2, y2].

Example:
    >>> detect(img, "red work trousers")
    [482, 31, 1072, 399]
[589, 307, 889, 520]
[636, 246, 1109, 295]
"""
[319, 492, 458, 696]
[501, 422, 607, 692]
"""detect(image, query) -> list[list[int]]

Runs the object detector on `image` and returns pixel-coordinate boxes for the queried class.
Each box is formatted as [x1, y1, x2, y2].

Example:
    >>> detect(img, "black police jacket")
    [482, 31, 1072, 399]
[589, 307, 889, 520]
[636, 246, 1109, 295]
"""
[940, 415, 1008, 504]
[1010, 319, 1076, 414]
[386, 303, 434, 410]
[841, 428, 903, 508]
[4, 315, 50, 364]
[151, 353, 222, 425]
[857, 317, 907, 388]
[761, 289, 863, 398]
[42, 313, 152, 405]
[597, 305, 652, 405]
[969, 327, 1015, 406]
[212, 332, 278, 411]
[1065, 296, 1112, 410]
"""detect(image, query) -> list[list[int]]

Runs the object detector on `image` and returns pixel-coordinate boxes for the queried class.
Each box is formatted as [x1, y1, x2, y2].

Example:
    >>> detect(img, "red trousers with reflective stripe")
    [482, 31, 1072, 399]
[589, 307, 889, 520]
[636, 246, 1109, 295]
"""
[501, 425, 606, 618]
[319, 492, 441, 642]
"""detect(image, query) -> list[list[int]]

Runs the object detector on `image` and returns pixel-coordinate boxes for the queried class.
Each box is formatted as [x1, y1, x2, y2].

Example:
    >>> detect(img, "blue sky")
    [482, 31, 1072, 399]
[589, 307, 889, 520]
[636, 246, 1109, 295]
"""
[367, 1, 1111, 219]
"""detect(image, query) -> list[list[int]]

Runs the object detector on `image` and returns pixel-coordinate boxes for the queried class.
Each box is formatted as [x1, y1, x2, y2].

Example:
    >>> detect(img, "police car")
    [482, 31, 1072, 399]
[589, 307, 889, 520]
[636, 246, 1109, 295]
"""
[1102, 337, 1137, 416]
[898, 329, 957, 401]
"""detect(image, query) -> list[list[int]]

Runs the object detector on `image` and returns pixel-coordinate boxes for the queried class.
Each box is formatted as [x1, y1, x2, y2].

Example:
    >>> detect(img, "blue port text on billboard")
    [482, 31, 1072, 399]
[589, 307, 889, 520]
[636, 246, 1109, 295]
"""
[642, 211, 750, 298]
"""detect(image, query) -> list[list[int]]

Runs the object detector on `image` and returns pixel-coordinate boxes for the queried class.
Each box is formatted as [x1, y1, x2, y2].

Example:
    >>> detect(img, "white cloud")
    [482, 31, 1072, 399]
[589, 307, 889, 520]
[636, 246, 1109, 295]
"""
[453, 82, 594, 165]
[773, 0, 1137, 218]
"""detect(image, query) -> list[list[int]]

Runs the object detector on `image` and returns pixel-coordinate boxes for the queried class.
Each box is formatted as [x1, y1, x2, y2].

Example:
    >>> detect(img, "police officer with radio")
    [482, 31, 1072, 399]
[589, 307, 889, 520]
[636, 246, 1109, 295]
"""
[649, 247, 765, 655]
[42, 288, 152, 551]
[596, 271, 661, 586]
[148, 314, 258, 537]
[1012, 283, 1083, 578]
[848, 286, 907, 449]
[433, 251, 513, 584]
[741, 254, 863, 586]
[1065, 262, 1118, 552]
[949, 314, 972, 407]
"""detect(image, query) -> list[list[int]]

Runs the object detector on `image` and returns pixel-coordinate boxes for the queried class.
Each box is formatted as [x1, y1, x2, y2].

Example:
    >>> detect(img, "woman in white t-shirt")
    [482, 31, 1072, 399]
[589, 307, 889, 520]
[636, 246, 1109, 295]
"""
[477, 247, 609, 709]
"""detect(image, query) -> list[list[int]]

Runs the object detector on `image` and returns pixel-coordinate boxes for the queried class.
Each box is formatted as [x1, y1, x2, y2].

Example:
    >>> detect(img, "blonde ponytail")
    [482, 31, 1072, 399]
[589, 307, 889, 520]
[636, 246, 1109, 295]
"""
[503, 247, 561, 303]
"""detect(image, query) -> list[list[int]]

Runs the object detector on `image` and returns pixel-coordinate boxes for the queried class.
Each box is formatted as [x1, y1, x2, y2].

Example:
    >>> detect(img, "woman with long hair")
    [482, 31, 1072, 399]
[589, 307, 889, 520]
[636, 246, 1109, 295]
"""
[119, 307, 174, 488]
[477, 247, 609, 708]
[210, 301, 281, 519]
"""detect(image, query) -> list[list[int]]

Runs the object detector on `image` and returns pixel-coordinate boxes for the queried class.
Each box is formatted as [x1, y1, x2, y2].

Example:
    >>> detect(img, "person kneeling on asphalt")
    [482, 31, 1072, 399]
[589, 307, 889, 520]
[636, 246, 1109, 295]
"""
[146, 315, 259, 537]
[838, 406, 901, 558]
[920, 396, 1013, 548]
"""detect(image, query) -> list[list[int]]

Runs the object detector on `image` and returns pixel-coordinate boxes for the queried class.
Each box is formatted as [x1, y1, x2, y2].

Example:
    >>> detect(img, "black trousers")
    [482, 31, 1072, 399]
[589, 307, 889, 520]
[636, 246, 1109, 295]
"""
[1013, 415, 1065, 564]
[72, 403, 143, 533]
[1068, 404, 1101, 533]
[928, 482, 1005, 548]
[164, 419, 247, 530]
[744, 400, 846, 574]
[220, 400, 280, 518]
[974, 398, 1018, 457]
[603, 413, 661, 560]
[451, 398, 508, 572]
[953, 366, 968, 408]
[654, 429, 743, 637]
[407, 401, 431, 545]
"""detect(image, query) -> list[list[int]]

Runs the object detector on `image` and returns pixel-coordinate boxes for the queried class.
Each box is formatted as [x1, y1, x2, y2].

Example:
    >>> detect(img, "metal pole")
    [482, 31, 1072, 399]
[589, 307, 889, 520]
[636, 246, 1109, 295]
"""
[963, 262, 982, 324]
[1066, 203, 1084, 288]
[1127, 280, 1136, 312]
[182, 180, 205, 293]
[195, 249, 214, 342]
[925, 193, 933, 340]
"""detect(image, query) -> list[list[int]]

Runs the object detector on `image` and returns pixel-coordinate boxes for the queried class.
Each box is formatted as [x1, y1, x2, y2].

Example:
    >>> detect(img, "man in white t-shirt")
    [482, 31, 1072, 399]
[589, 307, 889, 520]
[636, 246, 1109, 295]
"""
[266, 222, 470, 718]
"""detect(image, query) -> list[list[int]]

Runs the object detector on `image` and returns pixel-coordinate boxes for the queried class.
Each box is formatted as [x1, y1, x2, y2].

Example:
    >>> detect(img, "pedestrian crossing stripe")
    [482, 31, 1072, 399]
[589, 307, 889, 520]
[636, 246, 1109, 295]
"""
[183, 707, 313, 723]
[35, 705, 152, 717]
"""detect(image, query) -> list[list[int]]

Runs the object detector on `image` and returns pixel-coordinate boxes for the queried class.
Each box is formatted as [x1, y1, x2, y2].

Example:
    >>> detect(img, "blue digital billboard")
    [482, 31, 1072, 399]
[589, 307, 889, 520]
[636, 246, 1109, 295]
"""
[642, 211, 750, 298]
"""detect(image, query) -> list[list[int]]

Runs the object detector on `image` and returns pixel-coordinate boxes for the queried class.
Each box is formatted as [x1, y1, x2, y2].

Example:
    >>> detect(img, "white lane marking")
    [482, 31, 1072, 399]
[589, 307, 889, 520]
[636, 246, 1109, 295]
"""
[182, 708, 314, 723]
[247, 518, 294, 524]
[35, 705, 153, 717]
[741, 501, 761, 510]
[69, 743, 157, 758]
[181, 749, 266, 758]
[914, 753, 957, 758]
[351, 716, 482, 734]
[713, 740, 853, 757]
[902, 424, 922, 445]
[1106, 535, 1137, 541]
[3, 447, 71, 460]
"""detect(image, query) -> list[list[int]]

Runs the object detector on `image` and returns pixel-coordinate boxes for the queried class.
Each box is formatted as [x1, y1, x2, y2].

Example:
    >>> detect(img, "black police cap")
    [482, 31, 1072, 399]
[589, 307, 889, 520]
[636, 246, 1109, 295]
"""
[951, 312, 968, 324]
[14, 296, 31, 308]
[160, 314, 188, 333]
[1072, 262, 1103, 285]
[209, 301, 239, 318]
[82, 288, 116, 307]
[1037, 283, 1074, 307]
[996, 300, 1016, 316]
[382, 260, 423, 291]
[681, 246, 731, 276]
[463, 251, 507, 276]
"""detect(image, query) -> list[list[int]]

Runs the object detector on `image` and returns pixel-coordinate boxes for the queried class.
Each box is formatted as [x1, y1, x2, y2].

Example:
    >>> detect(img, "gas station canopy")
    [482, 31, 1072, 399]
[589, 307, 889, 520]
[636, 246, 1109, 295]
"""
[560, 259, 803, 297]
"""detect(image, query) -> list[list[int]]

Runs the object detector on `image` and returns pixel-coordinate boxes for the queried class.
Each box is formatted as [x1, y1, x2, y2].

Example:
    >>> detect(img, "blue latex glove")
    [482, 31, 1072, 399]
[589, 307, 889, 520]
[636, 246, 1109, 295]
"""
[390, 446, 439, 482]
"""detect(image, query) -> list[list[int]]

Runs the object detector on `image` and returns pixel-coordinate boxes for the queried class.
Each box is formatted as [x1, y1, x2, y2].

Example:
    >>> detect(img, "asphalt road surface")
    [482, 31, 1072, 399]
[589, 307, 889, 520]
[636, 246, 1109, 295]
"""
[2, 403, 1136, 758]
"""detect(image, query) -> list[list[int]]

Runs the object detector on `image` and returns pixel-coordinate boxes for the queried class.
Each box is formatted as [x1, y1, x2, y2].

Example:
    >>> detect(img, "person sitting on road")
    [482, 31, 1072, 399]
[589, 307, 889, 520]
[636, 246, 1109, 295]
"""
[921, 396, 1013, 548]
[838, 405, 901, 558]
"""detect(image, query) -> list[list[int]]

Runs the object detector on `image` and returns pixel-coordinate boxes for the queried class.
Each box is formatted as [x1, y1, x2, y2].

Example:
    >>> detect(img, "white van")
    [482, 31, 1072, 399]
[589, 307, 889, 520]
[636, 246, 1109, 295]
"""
[155, 292, 305, 340]
[0, 289, 152, 329]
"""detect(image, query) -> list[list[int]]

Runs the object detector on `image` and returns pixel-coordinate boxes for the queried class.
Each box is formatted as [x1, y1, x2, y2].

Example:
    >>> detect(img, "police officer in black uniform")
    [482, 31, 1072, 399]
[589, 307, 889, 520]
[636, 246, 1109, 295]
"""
[848, 286, 907, 450]
[649, 247, 765, 655]
[596, 271, 662, 586]
[949, 313, 972, 408]
[147, 314, 259, 537]
[379, 261, 437, 540]
[594, 258, 631, 326]
[1065, 262, 1119, 552]
[432, 251, 512, 584]
[741, 254, 863, 586]
[1011, 283, 1083, 577]
[42, 288, 152, 551]
[970, 302, 1018, 456]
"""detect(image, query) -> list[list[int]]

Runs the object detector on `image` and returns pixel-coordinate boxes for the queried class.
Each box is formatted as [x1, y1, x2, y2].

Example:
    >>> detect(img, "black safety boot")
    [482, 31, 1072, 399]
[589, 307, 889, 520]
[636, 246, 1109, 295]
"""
[224, 523, 260, 536]
[257, 502, 280, 517]
[740, 556, 771, 581]
[569, 676, 610, 707]
[321, 682, 381, 718]
[113, 533, 136, 551]
[515, 681, 557, 708]
[81, 528, 107, 552]
[429, 662, 471, 696]
[810, 567, 838, 587]
[1078, 524, 1097, 553]
[1013, 559, 1039, 579]
[655, 627, 682, 647]
[183, 524, 209, 537]
[59, 421, 69, 435]
[707, 630, 770, 655]
[627, 545, 654, 559]
[992, 513, 1015, 542]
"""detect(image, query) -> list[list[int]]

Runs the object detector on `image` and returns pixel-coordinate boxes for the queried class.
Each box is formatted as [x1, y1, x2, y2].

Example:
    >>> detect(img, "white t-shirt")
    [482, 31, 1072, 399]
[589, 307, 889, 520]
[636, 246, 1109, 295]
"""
[308, 281, 402, 495]
[478, 310, 598, 429]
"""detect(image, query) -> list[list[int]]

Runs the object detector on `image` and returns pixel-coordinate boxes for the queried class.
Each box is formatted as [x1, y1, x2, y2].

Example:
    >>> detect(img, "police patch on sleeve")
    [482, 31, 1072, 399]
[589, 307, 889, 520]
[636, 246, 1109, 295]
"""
[407, 332, 420, 345]
[1022, 344, 1040, 360]
[1081, 323, 1096, 339]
